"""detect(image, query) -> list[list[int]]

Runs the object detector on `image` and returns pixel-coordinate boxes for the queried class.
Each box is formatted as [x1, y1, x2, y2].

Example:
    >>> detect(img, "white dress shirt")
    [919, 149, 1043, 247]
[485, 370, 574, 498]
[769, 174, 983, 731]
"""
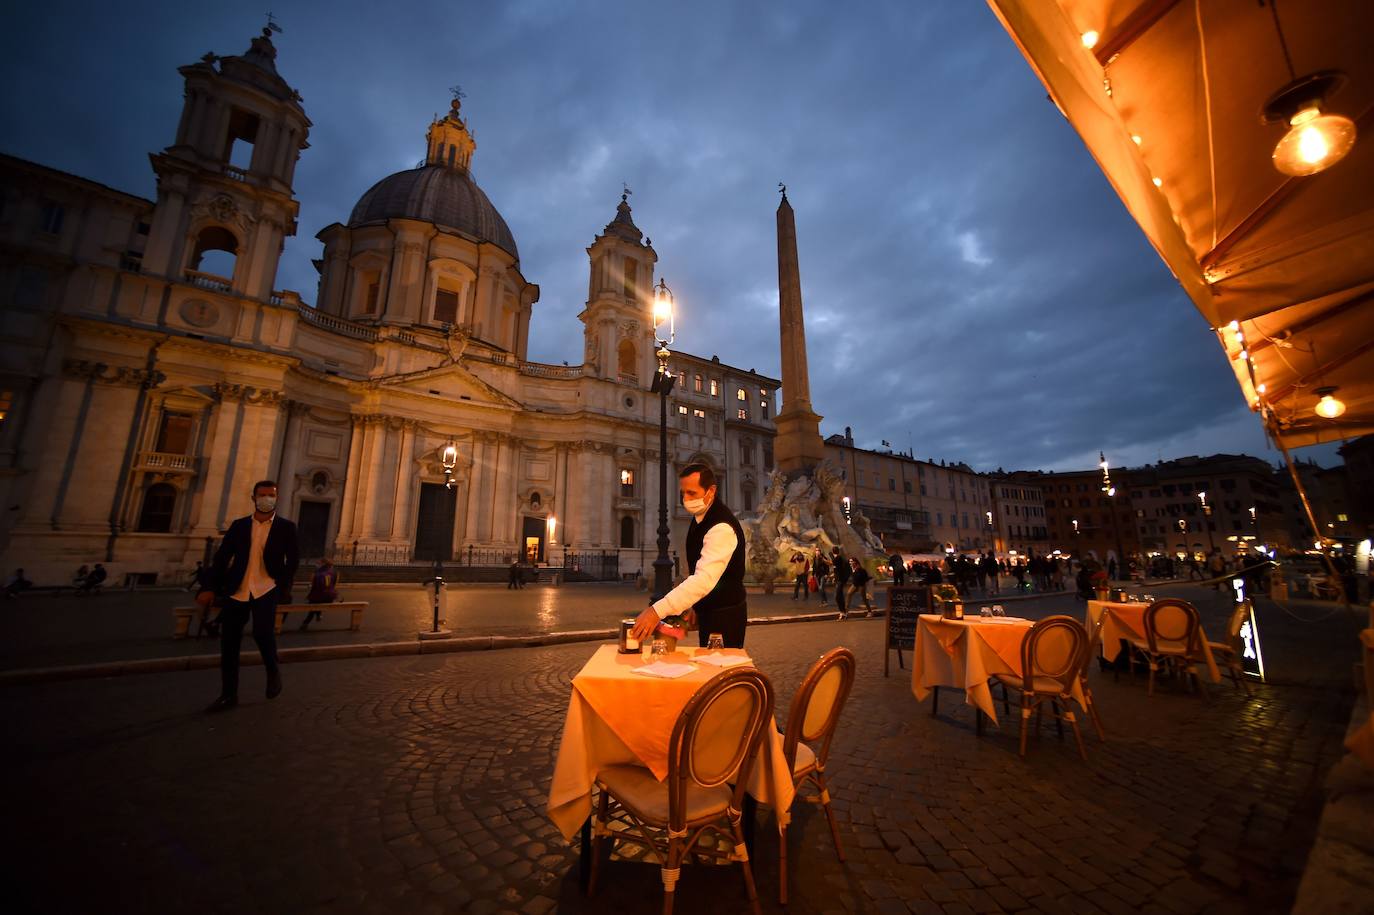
[650, 509, 739, 619]
[232, 514, 278, 601]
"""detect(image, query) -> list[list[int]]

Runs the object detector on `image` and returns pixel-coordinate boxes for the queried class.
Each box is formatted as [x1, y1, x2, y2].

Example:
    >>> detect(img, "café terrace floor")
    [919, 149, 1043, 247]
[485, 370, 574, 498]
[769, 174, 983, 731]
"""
[2, 582, 1361, 914]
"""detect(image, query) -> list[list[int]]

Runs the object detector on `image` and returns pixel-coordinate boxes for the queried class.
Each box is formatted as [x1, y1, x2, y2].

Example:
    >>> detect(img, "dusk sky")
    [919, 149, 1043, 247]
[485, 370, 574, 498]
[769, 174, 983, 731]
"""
[2, 0, 1345, 472]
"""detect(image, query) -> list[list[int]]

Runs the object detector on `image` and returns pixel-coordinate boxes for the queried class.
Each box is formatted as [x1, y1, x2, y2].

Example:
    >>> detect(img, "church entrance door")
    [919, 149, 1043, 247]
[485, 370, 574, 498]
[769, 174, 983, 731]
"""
[298, 500, 331, 558]
[415, 483, 457, 561]
[521, 515, 545, 564]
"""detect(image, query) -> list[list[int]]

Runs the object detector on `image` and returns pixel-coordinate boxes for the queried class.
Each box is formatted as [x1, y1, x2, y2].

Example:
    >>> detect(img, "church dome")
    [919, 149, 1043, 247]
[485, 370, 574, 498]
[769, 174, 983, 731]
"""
[348, 165, 518, 259]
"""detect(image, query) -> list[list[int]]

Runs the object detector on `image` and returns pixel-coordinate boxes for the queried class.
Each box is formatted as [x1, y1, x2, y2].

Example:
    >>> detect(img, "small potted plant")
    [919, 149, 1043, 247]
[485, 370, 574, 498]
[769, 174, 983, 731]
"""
[655, 613, 689, 652]
[1091, 569, 1110, 601]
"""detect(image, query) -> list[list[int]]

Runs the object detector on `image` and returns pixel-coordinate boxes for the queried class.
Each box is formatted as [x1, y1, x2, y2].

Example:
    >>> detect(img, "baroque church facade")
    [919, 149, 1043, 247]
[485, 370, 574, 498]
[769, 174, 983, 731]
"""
[0, 27, 778, 585]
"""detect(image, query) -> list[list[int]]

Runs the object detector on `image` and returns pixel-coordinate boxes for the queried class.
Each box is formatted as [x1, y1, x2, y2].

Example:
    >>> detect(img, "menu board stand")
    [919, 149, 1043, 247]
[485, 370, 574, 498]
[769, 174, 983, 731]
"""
[885, 585, 930, 677]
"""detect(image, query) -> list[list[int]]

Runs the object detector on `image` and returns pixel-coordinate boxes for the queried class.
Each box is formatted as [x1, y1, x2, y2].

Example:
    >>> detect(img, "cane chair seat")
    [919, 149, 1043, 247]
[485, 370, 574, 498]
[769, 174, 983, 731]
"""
[587, 666, 774, 915]
[1138, 599, 1209, 697]
[993, 615, 1089, 761]
[790, 740, 818, 775]
[777, 647, 857, 906]
[595, 764, 732, 824]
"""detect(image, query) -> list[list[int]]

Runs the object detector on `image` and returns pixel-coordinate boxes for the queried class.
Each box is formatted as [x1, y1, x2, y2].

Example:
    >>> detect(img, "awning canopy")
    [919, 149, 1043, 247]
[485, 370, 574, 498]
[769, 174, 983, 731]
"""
[986, 0, 1374, 448]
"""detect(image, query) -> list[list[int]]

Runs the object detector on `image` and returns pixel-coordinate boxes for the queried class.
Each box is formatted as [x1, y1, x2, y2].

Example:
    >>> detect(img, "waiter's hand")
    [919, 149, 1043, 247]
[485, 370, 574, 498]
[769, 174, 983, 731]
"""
[631, 606, 660, 642]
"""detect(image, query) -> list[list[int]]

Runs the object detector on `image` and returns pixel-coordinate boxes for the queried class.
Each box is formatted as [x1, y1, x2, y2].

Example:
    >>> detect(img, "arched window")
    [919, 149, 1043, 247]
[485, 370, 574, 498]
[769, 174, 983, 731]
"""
[137, 483, 177, 533]
[190, 226, 238, 281]
[620, 516, 636, 549]
[617, 339, 637, 379]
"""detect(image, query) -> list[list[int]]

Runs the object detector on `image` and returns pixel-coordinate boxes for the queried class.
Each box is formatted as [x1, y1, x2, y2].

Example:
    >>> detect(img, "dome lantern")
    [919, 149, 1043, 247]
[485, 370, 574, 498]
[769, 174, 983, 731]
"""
[427, 96, 476, 173]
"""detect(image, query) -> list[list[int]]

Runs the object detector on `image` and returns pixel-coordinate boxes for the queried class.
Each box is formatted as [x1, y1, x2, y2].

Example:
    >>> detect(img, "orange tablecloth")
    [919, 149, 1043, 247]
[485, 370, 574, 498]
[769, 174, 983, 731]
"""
[1086, 601, 1221, 683]
[910, 614, 1086, 725]
[546, 645, 796, 841]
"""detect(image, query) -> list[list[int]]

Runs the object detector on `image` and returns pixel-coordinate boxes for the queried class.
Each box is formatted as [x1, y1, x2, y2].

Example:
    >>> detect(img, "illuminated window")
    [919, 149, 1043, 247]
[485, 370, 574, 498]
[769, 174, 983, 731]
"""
[693, 408, 705, 432]
[737, 408, 748, 421]
[709, 378, 719, 396]
[760, 400, 768, 419]
[694, 374, 703, 392]
[620, 468, 635, 496]
[736, 388, 747, 401]
[1337, 513, 1349, 522]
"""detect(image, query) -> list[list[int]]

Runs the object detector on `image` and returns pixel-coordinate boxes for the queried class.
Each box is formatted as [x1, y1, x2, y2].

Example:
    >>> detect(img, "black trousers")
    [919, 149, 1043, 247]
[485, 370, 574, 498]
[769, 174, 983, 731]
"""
[834, 579, 850, 611]
[219, 592, 280, 699]
[694, 601, 748, 649]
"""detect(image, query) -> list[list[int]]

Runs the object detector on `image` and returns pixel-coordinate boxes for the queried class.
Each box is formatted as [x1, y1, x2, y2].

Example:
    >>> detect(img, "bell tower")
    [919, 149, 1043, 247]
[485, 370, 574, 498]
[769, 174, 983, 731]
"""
[141, 24, 311, 303]
[579, 192, 658, 383]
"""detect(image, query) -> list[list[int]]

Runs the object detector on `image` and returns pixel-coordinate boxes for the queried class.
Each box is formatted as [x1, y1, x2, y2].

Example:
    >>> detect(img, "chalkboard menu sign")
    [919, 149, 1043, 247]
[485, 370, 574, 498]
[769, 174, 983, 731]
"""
[885, 585, 930, 677]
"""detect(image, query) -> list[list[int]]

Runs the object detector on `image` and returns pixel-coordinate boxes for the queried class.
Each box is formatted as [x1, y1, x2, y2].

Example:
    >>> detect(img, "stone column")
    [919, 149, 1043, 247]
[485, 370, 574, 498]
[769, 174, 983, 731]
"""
[388, 421, 417, 541]
[334, 415, 365, 547]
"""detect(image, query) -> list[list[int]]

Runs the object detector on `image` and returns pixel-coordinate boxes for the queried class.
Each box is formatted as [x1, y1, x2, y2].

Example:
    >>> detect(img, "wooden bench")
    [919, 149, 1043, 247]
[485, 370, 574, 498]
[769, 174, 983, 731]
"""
[273, 602, 366, 634]
[172, 601, 367, 639]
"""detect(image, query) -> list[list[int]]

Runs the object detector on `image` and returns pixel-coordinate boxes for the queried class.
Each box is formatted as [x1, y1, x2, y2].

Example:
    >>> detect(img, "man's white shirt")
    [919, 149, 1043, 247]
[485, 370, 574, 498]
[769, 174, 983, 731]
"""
[649, 512, 738, 620]
[232, 514, 277, 601]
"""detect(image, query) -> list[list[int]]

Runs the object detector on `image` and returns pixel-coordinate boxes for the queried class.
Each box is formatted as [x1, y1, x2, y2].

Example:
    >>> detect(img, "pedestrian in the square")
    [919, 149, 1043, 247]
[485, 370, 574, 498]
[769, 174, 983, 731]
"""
[299, 557, 338, 630]
[3, 568, 32, 599]
[76, 563, 107, 594]
[889, 552, 905, 586]
[812, 549, 830, 604]
[629, 463, 749, 648]
[508, 560, 522, 589]
[790, 551, 809, 601]
[845, 558, 873, 618]
[832, 547, 850, 614]
[198, 480, 299, 713]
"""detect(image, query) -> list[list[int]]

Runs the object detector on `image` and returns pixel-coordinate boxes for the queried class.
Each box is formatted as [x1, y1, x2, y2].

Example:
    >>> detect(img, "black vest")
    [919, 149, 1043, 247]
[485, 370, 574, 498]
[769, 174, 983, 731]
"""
[685, 497, 747, 611]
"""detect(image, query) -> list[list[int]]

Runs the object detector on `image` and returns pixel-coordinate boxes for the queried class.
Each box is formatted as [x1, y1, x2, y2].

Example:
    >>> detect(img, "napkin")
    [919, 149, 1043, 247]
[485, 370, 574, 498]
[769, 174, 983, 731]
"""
[694, 652, 753, 668]
[632, 661, 698, 679]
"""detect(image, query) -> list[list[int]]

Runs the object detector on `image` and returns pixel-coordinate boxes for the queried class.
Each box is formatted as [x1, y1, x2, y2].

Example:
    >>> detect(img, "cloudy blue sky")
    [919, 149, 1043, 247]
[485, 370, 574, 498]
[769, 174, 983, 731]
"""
[2, 0, 1343, 472]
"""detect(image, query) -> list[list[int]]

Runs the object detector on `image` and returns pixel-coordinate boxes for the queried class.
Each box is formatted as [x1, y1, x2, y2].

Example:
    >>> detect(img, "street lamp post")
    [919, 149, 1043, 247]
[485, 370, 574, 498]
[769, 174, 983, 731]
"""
[649, 279, 676, 603]
[1100, 451, 1127, 581]
[1248, 505, 1262, 552]
[1197, 490, 1217, 554]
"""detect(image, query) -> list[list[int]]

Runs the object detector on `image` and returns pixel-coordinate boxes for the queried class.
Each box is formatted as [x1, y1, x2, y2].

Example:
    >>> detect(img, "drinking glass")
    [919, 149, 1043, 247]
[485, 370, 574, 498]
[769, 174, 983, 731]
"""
[980, 606, 991, 619]
[651, 638, 667, 658]
[707, 633, 725, 651]
[993, 605, 1005, 617]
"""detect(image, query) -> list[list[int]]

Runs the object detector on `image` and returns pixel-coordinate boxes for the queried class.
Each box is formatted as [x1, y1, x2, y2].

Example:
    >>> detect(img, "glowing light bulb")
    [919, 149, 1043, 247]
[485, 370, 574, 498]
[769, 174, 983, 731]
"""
[1081, 30, 1099, 49]
[1131, 135, 1142, 145]
[1274, 106, 1357, 176]
[1227, 320, 1239, 331]
[1314, 389, 1346, 419]
[1257, 383, 1267, 394]
[1152, 176, 1163, 188]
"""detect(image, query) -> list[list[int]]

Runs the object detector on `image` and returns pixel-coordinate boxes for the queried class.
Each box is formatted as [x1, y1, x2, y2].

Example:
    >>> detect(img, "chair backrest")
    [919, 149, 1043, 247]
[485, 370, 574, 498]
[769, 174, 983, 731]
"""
[667, 666, 774, 834]
[1144, 599, 1201, 654]
[1019, 615, 1087, 694]
[782, 647, 857, 774]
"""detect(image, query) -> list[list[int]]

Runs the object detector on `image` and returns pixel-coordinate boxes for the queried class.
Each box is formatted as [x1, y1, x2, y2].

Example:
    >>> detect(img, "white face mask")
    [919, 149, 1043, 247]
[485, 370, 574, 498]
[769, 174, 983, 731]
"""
[255, 495, 277, 514]
[682, 492, 710, 516]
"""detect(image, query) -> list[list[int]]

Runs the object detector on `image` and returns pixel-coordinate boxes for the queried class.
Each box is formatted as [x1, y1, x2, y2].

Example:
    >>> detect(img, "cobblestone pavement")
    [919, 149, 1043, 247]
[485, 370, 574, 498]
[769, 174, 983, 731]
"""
[2, 584, 1360, 914]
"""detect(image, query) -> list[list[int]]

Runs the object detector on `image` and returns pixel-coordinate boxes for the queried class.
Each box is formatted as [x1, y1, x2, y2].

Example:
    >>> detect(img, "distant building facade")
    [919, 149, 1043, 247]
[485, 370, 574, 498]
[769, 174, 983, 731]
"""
[988, 475, 1049, 559]
[0, 28, 773, 584]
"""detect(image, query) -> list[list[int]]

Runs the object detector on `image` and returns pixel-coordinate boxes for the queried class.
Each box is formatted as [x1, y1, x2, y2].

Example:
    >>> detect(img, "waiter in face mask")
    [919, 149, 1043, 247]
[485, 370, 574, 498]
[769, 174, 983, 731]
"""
[197, 480, 300, 712]
[630, 462, 749, 648]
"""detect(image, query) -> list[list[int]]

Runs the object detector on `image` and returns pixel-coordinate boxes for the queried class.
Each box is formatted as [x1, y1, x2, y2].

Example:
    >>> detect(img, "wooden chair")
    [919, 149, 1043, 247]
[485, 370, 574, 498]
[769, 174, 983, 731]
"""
[992, 615, 1089, 761]
[587, 666, 774, 915]
[1130, 599, 1208, 697]
[1207, 602, 1254, 697]
[1079, 610, 1107, 740]
[778, 647, 856, 906]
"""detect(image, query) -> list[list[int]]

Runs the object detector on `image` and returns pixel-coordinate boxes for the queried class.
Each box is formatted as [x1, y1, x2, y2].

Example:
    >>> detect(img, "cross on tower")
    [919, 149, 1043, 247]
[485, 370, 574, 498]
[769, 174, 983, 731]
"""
[265, 12, 283, 33]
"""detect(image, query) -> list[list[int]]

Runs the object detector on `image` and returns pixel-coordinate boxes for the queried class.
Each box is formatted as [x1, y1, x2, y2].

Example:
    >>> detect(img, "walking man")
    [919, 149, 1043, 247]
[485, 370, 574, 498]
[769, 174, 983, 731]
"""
[198, 480, 299, 712]
[832, 547, 850, 614]
[630, 463, 749, 648]
[889, 551, 906, 587]
[812, 549, 830, 604]
[846, 558, 874, 618]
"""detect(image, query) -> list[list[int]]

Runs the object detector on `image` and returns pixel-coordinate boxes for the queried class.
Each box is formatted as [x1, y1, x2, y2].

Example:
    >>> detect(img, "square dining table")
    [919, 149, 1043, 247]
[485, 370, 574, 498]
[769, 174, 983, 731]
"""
[909, 613, 1087, 726]
[1086, 600, 1221, 682]
[546, 644, 796, 865]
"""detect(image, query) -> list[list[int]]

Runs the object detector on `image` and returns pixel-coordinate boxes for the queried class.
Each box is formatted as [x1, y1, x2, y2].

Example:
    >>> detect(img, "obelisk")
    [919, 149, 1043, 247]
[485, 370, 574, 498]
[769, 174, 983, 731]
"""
[773, 188, 826, 475]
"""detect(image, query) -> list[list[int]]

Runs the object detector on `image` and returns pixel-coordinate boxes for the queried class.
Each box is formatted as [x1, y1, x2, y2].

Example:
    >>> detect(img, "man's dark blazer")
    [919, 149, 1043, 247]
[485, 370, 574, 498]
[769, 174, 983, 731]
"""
[204, 515, 300, 603]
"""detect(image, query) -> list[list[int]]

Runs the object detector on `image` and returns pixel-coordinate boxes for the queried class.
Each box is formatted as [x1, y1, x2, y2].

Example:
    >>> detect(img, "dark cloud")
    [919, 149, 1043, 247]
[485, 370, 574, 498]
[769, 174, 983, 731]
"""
[2, 0, 1343, 471]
